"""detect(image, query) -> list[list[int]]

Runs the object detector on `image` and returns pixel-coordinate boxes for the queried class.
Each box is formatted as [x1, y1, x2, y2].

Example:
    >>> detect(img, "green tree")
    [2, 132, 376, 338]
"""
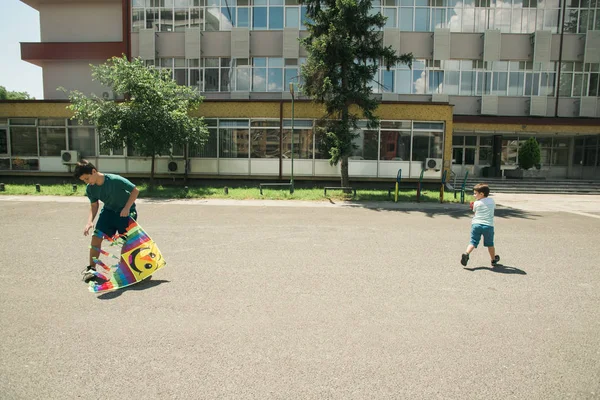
[518, 137, 541, 170]
[0, 85, 33, 100]
[63, 55, 208, 186]
[299, 0, 412, 188]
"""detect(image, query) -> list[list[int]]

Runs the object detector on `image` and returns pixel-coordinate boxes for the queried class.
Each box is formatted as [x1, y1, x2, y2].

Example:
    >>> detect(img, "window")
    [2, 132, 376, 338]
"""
[0, 128, 7, 154]
[501, 138, 519, 165]
[250, 120, 280, 158]
[219, 119, 249, 158]
[10, 127, 38, 157]
[99, 133, 124, 156]
[412, 131, 443, 161]
[478, 136, 493, 165]
[282, 119, 313, 159]
[68, 126, 96, 158]
[190, 127, 218, 157]
[380, 130, 410, 160]
[352, 129, 379, 160]
[39, 127, 66, 157]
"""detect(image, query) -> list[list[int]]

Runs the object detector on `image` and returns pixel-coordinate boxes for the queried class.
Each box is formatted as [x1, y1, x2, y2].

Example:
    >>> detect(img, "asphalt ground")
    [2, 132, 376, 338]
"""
[0, 195, 599, 399]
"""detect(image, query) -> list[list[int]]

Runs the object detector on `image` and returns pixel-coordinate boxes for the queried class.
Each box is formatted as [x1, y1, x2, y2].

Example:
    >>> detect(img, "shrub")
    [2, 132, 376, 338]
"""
[518, 137, 541, 170]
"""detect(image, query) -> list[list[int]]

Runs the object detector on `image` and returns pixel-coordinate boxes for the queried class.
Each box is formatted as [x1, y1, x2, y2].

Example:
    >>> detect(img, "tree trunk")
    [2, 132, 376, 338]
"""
[150, 154, 156, 189]
[340, 156, 350, 190]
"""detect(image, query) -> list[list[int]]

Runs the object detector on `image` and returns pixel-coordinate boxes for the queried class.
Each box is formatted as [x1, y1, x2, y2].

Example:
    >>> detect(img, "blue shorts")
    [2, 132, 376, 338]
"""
[470, 224, 494, 247]
[95, 208, 138, 238]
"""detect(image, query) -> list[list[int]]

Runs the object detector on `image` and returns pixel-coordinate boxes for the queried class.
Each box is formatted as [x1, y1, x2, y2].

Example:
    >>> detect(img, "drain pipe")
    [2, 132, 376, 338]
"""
[554, 0, 567, 117]
[279, 100, 283, 180]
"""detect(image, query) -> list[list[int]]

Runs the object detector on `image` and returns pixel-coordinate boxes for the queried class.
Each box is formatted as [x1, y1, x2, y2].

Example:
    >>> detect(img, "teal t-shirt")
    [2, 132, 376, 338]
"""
[86, 173, 136, 212]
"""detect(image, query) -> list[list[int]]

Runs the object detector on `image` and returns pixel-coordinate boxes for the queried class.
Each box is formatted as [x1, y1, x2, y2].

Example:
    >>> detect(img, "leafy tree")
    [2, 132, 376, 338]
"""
[0, 86, 33, 100]
[299, 0, 413, 188]
[63, 55, 208, 186]
[518, 137, 541, 170]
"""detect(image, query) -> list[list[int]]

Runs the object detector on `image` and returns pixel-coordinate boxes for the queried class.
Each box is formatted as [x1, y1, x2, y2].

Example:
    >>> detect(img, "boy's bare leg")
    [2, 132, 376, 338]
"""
[89, 235, 102, 267]
[465, 244, 475, 254]
[487, 246, 496, 260]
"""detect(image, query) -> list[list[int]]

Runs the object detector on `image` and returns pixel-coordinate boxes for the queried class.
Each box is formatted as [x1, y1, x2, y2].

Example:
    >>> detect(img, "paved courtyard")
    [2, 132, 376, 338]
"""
[0, 194, 599, 399]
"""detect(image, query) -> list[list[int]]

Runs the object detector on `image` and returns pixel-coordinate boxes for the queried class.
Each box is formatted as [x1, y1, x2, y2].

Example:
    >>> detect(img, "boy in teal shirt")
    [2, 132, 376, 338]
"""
[74, 159, 139, 283]
[461, 183, 500, 268]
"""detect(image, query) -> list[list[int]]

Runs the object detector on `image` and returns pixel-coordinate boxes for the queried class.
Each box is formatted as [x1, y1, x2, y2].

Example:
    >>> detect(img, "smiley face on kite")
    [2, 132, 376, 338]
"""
[124, 241, 165, 280]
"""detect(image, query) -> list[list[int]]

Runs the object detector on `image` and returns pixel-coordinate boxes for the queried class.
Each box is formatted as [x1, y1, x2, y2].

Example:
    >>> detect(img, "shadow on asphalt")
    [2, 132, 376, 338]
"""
[343, 203, 540, 220]
[96, 278, 170, 300]
[463, 264, 527, 275]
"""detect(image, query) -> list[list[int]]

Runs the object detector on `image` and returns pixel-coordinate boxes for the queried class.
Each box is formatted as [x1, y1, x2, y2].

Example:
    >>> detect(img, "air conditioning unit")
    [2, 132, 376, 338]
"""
[61, 150, 79, 164]
[425, 158, 443, 170]
[167, 159, 185, 174]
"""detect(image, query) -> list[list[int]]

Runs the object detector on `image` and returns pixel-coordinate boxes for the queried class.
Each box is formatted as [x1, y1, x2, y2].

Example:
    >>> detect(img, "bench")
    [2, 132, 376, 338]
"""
[259, 183, 293, 195]
[323, 187, 356, 197]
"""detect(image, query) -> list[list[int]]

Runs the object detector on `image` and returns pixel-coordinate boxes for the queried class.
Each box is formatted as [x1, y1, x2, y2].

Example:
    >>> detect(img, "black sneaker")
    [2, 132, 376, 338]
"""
[82, 265, 107, 284]
[461, 253, 469, 266]
[491, 255, 500, 267]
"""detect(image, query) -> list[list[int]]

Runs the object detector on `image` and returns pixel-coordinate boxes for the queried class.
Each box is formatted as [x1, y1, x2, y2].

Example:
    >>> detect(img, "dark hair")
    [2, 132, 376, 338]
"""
[473, 183, 490, 197]
[73, 159, 97, 179]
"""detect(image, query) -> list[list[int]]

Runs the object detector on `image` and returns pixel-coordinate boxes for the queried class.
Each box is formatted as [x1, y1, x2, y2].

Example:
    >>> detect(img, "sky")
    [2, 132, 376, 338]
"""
[0, 0, 43, 99]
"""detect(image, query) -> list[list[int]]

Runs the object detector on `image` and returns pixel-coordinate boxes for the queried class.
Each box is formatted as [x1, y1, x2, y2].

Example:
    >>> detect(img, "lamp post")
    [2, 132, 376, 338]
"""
[289, 82, 295, 193]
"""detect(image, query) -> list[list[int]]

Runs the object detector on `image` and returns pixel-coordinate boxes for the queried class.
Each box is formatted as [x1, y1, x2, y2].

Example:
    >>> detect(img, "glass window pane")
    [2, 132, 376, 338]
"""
[237, 7, 249, 27]
[68, 127, 96, 158]
[205, 7, 220, 30]
[415, 8, 430, 31]
[236, 67, 251, 90]
[400, 7, 413, 30]
[269, 7, 284, 29]
[382, 70, 395, 92]
[411, 132, 429, 161]
[460, 71, 476, 95]
[397, 69, 411, 94]
[381, 131, 410, 160]
[453, 147, 463, 164]
[267, 67, 283, 91]
[219, 128, 249, 158]
[251, 128, 280, 158]
[445, 71, 459, 95]
[351, 130, 378, 160]
[253, 7, 267, 29]
[0, 129, 7, 154]
[221, 7, 235, 30]
[253, 68, 267, 91]
[284, 68, 298, 87]
[174, 9, 188, 31]
[285, 7, 299, 27]
[478, 146, 492, 164]
[160, 8, 173, 31]
[464, 148, 475, 165]
[12, 158, 39, 171]
[190, 128, 217, 157]
[10, 127, 38, 156]
[384, 8, 397, 28]
[205, 68, 219, 91]
[39, 127, 65, 156]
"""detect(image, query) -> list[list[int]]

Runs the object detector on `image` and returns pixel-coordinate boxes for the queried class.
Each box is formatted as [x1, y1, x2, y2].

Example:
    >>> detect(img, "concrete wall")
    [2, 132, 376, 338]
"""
[39, 1, 122, 43]
[42, 60, 111, 99]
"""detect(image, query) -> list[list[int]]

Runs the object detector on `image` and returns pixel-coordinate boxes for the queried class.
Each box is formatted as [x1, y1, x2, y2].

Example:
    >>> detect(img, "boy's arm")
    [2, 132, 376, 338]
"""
[84, 201, 99, 236]
[120, 187, 139, 217]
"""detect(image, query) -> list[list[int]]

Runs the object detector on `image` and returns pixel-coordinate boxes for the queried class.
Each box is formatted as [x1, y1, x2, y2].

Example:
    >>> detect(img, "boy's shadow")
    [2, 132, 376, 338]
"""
[97, 277, 170, 300]
[464, 263, 527, 275]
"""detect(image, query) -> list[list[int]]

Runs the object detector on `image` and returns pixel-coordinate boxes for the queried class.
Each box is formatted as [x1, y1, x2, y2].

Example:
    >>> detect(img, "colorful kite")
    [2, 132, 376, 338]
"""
[88, 217, 166, 293]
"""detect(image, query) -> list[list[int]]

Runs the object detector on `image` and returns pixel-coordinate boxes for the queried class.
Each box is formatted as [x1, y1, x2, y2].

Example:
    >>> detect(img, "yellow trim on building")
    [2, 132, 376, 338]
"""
[454, 122, 600, 135]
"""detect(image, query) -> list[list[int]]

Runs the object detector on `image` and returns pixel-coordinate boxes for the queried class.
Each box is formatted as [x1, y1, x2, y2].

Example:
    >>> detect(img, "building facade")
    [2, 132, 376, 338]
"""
[0, 0, 599, 180]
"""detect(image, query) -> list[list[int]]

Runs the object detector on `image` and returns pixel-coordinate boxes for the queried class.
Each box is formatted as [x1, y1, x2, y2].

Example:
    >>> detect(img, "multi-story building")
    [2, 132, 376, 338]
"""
[0, 0, 599, 181]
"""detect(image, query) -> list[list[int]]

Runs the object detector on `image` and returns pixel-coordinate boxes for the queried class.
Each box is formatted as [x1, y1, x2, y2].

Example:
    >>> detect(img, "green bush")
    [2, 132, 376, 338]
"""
[518, 137, 541, 170]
